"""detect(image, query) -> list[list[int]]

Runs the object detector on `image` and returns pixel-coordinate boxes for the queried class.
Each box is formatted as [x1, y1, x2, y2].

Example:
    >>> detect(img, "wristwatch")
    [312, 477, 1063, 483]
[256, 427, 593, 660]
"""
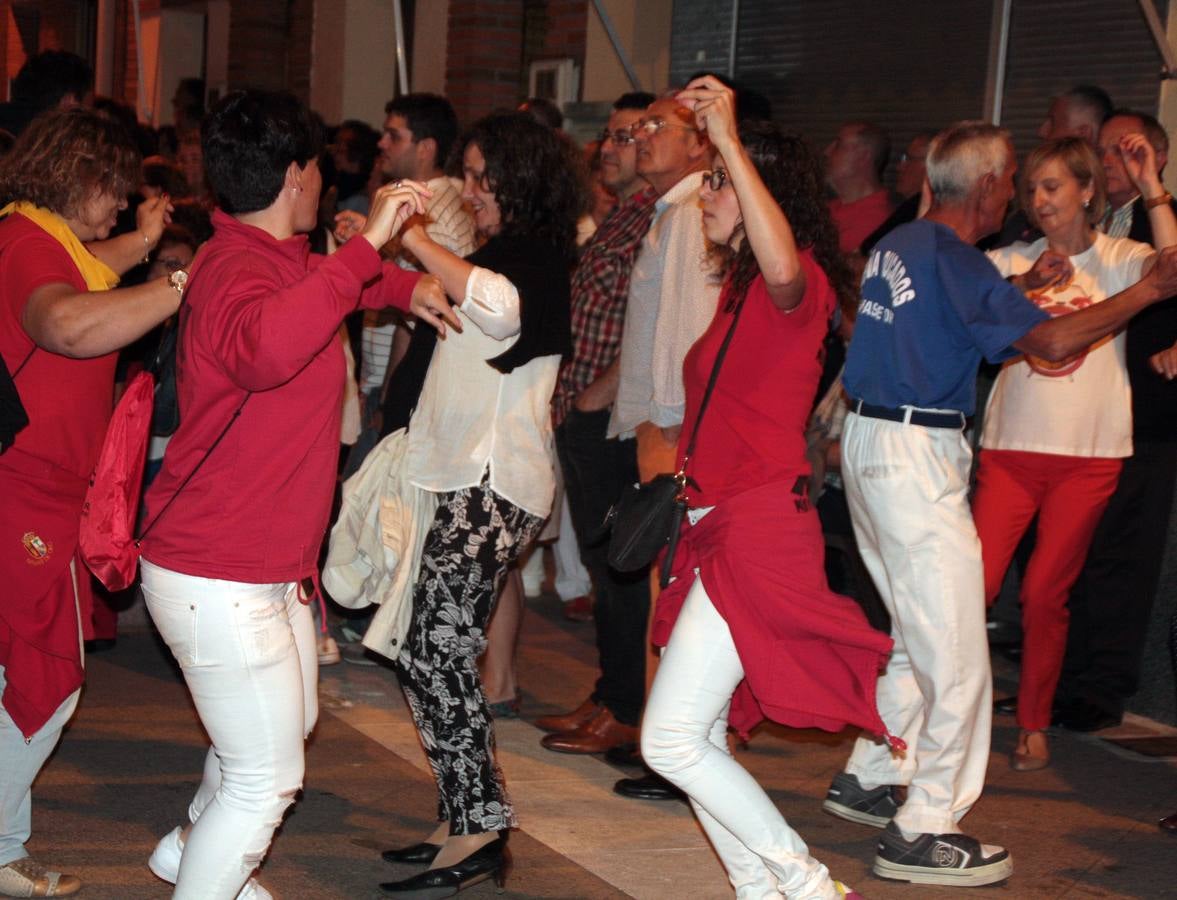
[168, 267, 189, 296]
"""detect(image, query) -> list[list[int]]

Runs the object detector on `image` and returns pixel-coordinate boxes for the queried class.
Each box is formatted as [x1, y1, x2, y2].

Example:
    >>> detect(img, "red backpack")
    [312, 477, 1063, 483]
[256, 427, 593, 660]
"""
[78, 370, 154, 591]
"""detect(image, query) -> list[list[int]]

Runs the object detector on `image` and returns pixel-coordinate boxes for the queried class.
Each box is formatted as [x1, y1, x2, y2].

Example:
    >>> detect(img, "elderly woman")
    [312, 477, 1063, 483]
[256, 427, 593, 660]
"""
[637, 77, 891, 900]
[975, 134, 1176, 770]
[137, 90, 450, 900]
[368, 112, 582, 897]
[0, 107, 177, 898]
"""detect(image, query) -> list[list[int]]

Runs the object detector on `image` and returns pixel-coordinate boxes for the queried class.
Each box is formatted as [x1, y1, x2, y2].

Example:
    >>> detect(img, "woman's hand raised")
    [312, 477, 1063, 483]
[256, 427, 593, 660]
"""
[136, 193, 174, 246]
[361, 180, 432, 251]
[676, 77, 739, 155]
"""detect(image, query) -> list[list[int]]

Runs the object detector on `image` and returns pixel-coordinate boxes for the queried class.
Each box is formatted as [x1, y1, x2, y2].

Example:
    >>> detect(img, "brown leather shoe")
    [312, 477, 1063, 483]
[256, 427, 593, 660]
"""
[0, 857, 82, 896]
[541, 707, 639, 754]
[534, 697, 601, 733]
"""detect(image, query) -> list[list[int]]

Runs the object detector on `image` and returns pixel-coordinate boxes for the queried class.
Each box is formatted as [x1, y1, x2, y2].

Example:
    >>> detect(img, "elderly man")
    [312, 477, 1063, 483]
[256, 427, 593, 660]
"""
[825, 121, 893, 254]
[823, 121, 1177, 887]
[1038, 84, 1114, 144]
[1056, 110, 1177, 731]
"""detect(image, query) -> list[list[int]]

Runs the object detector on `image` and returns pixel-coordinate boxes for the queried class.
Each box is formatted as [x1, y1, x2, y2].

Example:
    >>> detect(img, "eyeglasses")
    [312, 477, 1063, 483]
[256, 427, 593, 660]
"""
[598, 127, 635, 146]
[632, 117, 698, 138]
[701, 169, 730, 191]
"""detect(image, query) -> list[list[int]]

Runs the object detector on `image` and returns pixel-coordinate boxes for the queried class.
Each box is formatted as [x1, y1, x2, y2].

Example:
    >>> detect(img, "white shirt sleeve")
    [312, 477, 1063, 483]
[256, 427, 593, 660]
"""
[460, 266, 521, 340]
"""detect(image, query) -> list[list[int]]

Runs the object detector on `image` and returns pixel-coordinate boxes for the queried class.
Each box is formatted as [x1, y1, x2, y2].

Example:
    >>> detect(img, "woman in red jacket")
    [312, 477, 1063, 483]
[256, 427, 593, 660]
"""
[138, 90, 452, 900]
[640, 77, 892, 900]
[0, 107, 178, 899]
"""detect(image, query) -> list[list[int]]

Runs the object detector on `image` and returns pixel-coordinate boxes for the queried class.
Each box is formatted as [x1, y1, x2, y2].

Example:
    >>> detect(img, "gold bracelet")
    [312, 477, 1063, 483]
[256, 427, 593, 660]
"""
[1145, 191, 1173, 210]
[138, 230, 151, 264]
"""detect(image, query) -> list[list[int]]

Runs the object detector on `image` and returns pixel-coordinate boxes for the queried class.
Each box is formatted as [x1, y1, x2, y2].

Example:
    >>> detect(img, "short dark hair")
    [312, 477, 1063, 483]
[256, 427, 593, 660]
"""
[202, 90, 323, 214]
[614, 92, 656, 111]
[519, 97, 564, 130]
[1065, 84, 1114, 127]
[335, 119, 380, 172]
[142, 155, 191, 198]
[0, 107, 139, 216]
[384, 93, 459, 170]
[12, 51, 92, 113]
[457, 112, 586, 257]
[848, 121, 891, 179]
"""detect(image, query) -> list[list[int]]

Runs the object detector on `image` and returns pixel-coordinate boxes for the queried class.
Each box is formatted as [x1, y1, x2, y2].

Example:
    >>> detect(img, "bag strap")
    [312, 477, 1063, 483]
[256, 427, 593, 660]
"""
[11, 347, 34, 379]
[136, 392, 250, 543]
[677, 295, 747, 476]
[136, 248, 248, 543]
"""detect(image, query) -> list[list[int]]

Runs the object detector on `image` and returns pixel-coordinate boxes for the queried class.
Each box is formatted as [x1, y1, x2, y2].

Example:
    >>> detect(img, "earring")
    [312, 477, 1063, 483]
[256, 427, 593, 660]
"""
[1083, 198, 1089, 209]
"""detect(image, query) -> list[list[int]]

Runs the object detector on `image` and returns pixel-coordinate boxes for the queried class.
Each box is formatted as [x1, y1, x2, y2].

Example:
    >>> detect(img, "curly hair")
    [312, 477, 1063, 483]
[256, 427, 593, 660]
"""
[712, 122, 855, 314]
[0, 107, 139, 216]
[455, 113, 586, 259]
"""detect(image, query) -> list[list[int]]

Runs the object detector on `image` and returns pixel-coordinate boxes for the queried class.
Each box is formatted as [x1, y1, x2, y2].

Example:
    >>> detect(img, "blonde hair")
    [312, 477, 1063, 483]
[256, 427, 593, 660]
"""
[1021, 137, 1107, 228]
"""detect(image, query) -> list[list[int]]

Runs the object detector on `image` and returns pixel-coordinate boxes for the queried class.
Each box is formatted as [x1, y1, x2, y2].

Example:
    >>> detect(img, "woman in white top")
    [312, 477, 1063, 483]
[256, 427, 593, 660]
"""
[975, 135, 1176, 770]
[375, 112, 584, 897]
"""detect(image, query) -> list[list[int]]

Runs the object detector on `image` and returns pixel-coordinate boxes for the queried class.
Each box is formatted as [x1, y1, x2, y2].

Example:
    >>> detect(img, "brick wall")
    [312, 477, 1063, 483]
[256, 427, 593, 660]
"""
[445, 0, 524, 126]
[445, 0, 586, 126]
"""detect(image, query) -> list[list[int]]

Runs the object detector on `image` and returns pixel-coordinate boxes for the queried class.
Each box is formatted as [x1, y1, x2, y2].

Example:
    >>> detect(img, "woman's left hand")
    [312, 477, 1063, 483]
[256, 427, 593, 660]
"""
[409, 274, 462, 339]
[1150, 343, 1177, 380]
[676, 77, 739, 153]
[136, 194, 174, 246]
[1119, 132, 1162, 196]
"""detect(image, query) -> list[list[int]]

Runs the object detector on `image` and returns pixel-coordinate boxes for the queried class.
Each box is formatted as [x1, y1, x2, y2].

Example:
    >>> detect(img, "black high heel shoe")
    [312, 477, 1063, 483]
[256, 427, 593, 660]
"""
[379, 832, 509, 897]
[381, 841, 443, 865]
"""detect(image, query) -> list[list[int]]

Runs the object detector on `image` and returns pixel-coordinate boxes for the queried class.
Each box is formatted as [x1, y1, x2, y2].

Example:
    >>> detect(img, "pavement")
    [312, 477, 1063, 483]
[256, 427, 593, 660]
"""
[24, 589, 1177, 899]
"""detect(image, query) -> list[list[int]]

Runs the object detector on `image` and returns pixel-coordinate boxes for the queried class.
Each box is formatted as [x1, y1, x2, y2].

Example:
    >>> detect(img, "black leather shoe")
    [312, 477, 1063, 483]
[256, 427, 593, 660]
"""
[379, 833, 508, 896]
[381, 842, 442, 865]
[613, 772, 686, 802]
[992, 696, 1017, 716]
[1159, 813, 1177, 834]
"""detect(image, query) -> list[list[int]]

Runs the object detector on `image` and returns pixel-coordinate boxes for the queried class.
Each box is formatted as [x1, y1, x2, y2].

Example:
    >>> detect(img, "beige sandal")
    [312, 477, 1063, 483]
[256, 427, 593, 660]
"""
[1012, 729, 1050, 771]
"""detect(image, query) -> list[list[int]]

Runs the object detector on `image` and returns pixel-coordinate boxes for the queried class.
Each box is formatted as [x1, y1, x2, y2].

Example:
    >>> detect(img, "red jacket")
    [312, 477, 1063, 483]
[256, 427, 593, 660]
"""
[141, 212, 419, 583]
[653, 479, 896, 744]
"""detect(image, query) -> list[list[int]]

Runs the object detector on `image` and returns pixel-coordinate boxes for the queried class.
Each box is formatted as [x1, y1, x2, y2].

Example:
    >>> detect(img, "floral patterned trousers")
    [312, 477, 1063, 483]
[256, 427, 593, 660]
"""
[395, 478, 542, 835]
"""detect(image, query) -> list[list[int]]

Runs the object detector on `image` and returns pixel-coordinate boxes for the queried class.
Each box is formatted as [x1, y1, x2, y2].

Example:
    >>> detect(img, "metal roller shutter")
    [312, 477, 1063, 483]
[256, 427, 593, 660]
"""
[670, 0, 992, 186]
[1001, 0, 1167, 160]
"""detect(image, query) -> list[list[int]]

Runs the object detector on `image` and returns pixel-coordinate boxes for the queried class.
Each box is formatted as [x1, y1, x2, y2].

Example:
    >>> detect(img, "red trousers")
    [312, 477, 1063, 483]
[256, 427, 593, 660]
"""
[972, 449, 1122, 731]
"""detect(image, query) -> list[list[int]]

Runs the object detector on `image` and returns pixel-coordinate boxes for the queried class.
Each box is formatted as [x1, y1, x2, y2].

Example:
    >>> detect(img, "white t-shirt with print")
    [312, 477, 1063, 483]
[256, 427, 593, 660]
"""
[982, 231, 1152, 458]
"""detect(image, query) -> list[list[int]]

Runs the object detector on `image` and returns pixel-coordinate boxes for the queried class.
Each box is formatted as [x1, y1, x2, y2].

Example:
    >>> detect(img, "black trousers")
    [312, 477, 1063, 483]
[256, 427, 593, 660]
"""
[554, 408, 650, 726]
[1058, 440, 1177, 714]
[395, 479, 542, 835]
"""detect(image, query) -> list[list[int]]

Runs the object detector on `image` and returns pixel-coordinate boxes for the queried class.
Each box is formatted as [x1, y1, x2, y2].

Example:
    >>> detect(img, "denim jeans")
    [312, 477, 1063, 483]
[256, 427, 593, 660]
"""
[555, 407, 651, 726]
[141, 560, 317, 900]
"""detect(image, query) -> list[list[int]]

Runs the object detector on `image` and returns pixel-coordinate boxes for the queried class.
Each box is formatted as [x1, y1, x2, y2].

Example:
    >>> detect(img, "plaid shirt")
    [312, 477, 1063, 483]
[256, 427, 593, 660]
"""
[552, 186, 658, 425]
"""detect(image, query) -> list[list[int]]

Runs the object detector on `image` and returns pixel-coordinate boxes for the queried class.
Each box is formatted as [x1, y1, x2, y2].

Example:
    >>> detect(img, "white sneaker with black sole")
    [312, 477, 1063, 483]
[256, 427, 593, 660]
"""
[822, 771, 902, 827]
[873, 822, 1013, 886]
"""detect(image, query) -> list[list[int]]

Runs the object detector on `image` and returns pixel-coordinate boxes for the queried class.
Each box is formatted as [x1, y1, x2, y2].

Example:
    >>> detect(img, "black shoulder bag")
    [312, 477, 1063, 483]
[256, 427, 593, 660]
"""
[605, 297, 745, 587]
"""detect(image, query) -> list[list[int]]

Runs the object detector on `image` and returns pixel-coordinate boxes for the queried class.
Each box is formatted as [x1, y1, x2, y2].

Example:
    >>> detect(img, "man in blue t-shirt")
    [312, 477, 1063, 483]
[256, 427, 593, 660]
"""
[821, 121, 1177, 888]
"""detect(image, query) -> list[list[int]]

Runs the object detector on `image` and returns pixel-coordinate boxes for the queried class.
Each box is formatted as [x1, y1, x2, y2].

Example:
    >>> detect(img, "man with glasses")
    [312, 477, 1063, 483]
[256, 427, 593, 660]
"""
[540, 94, 716, 790]
[539, 91, 672, 759]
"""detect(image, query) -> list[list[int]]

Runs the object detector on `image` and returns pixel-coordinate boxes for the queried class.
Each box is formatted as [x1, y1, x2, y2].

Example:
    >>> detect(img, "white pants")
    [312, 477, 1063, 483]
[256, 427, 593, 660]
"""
[141, 560, 318, 900]
[840, 412, 992, 836]
[642, 579, 838, 900]
[0, 670, 80, 867]
[0, 559, 83, 867]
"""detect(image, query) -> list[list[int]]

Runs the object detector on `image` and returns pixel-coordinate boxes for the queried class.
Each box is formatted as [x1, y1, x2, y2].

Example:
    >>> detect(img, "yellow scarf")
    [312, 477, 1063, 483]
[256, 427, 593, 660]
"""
[0, 201, 120, 291]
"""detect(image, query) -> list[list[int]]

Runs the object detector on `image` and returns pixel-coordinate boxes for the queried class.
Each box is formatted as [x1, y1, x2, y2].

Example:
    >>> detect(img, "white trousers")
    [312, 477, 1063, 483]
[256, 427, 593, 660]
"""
[0, 559, 83, 867]
[642, 578, 838, 900]
[141, 560, 318, 900]
[840, 412, 992, 836]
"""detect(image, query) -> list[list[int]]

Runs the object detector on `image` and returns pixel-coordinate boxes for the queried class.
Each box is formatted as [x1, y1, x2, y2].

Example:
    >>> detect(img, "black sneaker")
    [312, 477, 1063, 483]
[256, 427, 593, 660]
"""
[822, 772, 902, 827]
[873, 822, 1013, 886]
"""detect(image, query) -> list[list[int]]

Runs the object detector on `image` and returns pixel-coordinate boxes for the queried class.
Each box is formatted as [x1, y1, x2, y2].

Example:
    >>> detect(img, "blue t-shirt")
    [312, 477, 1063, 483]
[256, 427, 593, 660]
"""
[844, 219, 1049, 415]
